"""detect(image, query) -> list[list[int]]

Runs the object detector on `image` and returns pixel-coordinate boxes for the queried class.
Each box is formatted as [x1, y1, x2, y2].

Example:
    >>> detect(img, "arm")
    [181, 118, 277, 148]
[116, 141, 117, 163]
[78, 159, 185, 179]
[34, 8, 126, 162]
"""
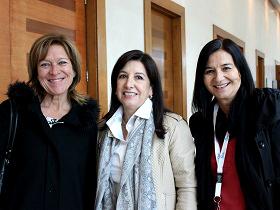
[271, 120, 280, 209]
[169, 118, 197, 210]
[0, 100, 11, 163]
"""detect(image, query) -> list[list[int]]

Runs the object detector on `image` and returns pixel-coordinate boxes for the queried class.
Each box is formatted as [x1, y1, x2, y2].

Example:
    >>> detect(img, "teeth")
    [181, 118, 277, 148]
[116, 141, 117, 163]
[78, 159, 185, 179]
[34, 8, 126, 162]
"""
[123, 92, 137, 96]
[49, 78, 63, 82]
[216, 83, 228, 88]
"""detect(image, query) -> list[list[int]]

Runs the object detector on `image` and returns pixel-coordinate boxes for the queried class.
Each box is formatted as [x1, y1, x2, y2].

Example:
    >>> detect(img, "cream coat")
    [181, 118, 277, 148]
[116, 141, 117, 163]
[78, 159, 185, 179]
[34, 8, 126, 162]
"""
[97, 112, 197, 209]
[152, 112, 197, 210]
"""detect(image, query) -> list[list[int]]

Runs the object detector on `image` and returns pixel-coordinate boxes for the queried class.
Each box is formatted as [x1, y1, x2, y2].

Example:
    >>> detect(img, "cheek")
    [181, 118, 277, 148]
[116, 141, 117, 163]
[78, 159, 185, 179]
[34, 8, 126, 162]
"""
[37, 71, 45, 81]
[115, 84, 123, 99]
[203, 77, 210, 87]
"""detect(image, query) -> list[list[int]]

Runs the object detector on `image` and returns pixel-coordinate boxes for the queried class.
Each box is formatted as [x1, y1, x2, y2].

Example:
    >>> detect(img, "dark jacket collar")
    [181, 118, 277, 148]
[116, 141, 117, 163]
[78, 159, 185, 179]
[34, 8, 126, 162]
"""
[7, 82, 99, 129]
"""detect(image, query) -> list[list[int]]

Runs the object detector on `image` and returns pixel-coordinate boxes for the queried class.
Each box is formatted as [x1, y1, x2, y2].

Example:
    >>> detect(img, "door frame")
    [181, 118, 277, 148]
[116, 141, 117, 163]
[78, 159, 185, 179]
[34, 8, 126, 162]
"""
[213, 25, 245, 51]
[144, 0, 187, 118]
[256, 50, 265, 88]
[275, 60, 280, 88]
[86, 0, 108, 116]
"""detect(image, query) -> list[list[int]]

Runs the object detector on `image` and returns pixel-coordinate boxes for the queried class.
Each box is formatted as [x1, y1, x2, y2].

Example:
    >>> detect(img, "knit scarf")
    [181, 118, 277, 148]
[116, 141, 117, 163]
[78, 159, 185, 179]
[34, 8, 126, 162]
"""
[95, 113, 157, 210]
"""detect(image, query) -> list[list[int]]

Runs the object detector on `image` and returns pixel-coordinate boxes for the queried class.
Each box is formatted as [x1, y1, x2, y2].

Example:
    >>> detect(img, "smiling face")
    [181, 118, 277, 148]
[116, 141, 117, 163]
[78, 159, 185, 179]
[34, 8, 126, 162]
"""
[116, 60, 153, 117]
[204, 49, 241, 108]
[37, 44, 75, 98]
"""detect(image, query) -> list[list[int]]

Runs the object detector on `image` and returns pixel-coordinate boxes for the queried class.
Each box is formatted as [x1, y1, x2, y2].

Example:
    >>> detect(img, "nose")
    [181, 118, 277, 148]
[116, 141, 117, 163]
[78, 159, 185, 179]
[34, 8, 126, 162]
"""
[49, 63, 59, 75]
[214, 69, 224, 81]
[124, 76, 134, 88]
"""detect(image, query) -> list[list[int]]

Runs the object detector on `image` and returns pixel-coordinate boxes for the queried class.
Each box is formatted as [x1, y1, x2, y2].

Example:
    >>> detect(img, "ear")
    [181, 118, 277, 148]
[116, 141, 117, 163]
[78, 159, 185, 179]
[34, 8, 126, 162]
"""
[149, 86, 153, 97]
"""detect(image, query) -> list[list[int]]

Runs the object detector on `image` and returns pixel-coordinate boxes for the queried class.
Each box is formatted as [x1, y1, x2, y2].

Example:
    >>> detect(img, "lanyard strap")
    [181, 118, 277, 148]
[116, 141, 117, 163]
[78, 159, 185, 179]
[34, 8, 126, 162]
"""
[213, 104, 230, 207]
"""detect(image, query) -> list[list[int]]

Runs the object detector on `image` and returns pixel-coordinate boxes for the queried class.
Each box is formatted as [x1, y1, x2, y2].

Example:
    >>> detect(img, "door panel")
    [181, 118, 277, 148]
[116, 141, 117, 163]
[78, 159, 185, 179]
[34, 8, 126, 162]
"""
[276, 65, 280, 88]
[0, 0, 11, 98]
[256, 56, 265, 88]
[145, 0, 186, 117]
[151, 9, 174, 110]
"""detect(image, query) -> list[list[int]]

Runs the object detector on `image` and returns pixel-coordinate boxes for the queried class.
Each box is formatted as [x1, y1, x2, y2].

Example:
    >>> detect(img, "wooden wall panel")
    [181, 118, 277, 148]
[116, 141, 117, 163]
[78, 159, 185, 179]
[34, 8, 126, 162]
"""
[0, 0, 11, 100]
[39, 0, 76, 11]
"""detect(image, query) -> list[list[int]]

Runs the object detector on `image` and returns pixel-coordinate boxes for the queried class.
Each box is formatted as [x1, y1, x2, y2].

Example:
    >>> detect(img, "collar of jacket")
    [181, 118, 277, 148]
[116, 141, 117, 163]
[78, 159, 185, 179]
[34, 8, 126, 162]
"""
[7, 81, 100, 129]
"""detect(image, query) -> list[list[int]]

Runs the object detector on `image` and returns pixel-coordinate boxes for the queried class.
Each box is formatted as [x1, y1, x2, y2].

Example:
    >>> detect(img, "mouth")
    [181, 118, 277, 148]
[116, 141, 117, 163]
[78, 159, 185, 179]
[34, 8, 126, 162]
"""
[123, 91, 138, 96]
[48, 78, 64, 83]
[214, 82, 229, 89]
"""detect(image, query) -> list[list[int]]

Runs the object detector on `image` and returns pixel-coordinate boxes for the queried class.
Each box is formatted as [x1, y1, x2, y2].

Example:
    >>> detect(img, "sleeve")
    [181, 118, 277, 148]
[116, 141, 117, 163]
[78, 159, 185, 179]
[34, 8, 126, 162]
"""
[0, 100, 11, 164]
[271, 113, 280, 209]
[189, 112, 203, 140]
[85, 116, 99, 210]
[169, 119, 197, 210]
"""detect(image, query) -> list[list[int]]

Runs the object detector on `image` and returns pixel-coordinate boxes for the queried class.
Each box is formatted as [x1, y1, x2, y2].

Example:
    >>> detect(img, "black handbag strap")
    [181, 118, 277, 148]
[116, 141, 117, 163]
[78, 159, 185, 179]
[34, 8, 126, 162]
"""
[6, 99, 18, 163]
[0, 100, 18, 193]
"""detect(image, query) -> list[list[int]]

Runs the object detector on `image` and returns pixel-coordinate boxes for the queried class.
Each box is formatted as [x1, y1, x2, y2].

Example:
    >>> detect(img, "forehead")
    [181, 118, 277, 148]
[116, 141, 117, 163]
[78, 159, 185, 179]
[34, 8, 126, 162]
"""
[121, 60, 147, 74]
[46, 44, 68, 55]
[207, 49, 234, 65]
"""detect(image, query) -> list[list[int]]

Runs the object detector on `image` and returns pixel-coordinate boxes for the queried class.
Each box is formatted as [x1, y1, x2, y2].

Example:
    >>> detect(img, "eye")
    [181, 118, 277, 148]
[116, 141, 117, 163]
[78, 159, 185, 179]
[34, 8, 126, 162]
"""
[204, 68, 215, 75]
[39, 62, 51, 68]
[118, 73, 127, 79]
[58, 60, 68, 66]
[135, 75, 144, 80]
[223, 66, 232, 71]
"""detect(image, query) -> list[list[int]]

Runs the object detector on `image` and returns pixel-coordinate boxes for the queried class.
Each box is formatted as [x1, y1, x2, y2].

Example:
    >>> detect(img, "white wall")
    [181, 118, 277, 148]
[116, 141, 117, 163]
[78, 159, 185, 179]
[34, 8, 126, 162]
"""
[105, 0, 280, 118]
[106, 0, 144, 103]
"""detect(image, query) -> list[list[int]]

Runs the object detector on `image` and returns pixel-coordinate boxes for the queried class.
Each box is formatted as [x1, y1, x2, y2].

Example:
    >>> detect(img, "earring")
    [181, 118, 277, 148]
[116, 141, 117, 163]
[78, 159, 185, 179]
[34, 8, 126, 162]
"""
[149, 95, 153, 99]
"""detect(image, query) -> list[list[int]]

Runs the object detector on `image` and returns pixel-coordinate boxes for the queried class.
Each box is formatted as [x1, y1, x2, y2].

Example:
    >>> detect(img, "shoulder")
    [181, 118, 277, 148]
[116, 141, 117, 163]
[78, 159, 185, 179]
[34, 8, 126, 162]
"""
[189, 112, 205, 139]
[7, 81, 38, 107]
[82, 99, 99, 117]
[163, 112, 184, 124]
[254, 88, 280, 125]
[254, 88, 280, 102]
[73, 98, 100, 125]
[163, 112, 188, 132]
[189, 112, 204, 129]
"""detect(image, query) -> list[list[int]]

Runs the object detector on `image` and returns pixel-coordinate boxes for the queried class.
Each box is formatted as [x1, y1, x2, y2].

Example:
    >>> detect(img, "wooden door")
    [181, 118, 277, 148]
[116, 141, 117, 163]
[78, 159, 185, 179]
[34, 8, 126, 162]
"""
[151, 9, 174, 110]
[256, 50, 265, 88]
[276, 65, 280, 88]
[0, 0, 11, 98]
[0, 0, 86, 101]
[145, 0, 187, 118]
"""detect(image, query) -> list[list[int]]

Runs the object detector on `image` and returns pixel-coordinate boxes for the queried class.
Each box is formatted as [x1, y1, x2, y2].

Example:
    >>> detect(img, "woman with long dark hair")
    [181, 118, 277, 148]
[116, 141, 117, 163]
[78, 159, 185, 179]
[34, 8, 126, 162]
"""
[95, 50, 197, 210]
[190, 38, 280, 210]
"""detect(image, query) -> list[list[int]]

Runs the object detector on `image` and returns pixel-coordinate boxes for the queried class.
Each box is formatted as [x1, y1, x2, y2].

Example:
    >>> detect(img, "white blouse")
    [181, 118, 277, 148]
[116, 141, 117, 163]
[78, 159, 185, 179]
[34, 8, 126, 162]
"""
[106, 98, 153, 192]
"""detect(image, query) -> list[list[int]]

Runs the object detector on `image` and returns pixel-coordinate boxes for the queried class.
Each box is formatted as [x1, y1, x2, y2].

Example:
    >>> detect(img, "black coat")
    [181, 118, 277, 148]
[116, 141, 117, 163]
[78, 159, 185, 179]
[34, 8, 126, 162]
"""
[189, 88, 280, 210]
[0, 82, 99, 210]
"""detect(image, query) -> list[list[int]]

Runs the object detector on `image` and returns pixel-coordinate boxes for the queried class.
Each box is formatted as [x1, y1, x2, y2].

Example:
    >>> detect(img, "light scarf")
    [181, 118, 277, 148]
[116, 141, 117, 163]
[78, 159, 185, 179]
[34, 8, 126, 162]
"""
[95, 113, 157, 210]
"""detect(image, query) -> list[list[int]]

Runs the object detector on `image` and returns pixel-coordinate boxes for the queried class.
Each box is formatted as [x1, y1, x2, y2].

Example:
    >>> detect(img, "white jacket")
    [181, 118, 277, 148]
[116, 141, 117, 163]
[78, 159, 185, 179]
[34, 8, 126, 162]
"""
[152, 112, 197, 210]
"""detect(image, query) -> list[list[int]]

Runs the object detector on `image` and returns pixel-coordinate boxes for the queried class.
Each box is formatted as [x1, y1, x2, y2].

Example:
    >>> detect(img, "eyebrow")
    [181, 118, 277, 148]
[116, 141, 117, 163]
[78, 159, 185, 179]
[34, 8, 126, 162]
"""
[119, 71, 146, 76]
[205, 63, 233, 69]
[221, 63, 233, 66]
[40, 57, 69, 62]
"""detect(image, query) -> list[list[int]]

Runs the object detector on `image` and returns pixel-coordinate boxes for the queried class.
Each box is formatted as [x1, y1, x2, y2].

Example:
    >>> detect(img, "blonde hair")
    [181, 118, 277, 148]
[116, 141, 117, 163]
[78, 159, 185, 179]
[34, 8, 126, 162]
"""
[27, 33, 87, 104]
